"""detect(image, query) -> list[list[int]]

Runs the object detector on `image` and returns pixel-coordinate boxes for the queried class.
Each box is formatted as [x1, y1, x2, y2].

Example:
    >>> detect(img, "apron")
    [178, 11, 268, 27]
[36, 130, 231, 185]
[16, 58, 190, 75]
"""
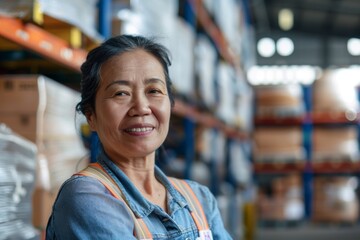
[76, 162, 213, 240]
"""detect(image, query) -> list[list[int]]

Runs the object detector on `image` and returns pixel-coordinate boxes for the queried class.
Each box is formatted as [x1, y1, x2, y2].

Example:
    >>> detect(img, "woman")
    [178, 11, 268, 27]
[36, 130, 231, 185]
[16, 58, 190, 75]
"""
[46, 35, 232, 239]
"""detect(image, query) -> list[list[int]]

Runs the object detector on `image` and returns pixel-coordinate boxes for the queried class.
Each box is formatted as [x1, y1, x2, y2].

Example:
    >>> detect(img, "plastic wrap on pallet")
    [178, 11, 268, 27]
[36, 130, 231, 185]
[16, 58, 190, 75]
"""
[234, 72, 254, 131]
[312, 126, 359, 162]
[313, 176, 359, 223]
[257, 174, 304, 221]
[229, 140, 252, 186]
[39, 0, 102, 41]
[168, 17, 195, 98]
[313, 68, 359, 115]
[254, 84, 305, 118]
[118, 1, 196, 99]
[253, 127, 305, 162]
[195, 35, 218, 109]
[215, 62, 236, 124]
[127, 0, 178, 41]
[0, 124, 39, 240]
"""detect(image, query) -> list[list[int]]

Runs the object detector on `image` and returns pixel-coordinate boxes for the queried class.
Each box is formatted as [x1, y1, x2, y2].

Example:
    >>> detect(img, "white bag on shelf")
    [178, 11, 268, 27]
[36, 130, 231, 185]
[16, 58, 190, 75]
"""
[0, 124, 39, 240]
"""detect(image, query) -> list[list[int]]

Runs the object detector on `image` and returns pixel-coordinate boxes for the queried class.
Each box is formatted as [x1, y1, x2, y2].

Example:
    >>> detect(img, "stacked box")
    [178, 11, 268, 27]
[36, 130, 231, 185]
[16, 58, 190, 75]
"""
[254, 84, 305, 118]
[313, 176, 359, 223]
[313, 126, 359, 162]
[257, 174, 304, 221]
[0, 124, 40, 239]
[0, 75, 88, 229]
[253, 127, 305, 163]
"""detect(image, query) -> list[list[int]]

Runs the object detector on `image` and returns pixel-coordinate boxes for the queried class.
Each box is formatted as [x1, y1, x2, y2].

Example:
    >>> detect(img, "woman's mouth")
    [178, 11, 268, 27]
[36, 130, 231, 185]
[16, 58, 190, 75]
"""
[124, 127, 154, 133]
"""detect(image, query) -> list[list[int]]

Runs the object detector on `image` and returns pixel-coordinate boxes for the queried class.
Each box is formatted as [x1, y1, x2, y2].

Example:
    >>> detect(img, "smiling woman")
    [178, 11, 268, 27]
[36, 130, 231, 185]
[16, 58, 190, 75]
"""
[45, 35, 232, 240]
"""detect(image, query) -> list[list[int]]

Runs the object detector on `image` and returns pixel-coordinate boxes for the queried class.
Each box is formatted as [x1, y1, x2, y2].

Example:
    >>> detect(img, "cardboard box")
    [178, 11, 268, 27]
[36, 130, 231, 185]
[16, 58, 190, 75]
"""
[0, 74, 89, 229]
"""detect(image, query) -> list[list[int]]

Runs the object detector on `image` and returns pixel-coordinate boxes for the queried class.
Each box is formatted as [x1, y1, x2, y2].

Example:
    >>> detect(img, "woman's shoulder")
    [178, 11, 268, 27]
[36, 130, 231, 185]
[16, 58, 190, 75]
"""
[58, 174, 109, 195]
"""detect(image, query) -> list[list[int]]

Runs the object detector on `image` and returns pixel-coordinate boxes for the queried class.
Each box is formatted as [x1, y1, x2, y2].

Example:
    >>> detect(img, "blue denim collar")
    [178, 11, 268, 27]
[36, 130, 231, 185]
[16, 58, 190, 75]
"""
[96, 146, 188, 218]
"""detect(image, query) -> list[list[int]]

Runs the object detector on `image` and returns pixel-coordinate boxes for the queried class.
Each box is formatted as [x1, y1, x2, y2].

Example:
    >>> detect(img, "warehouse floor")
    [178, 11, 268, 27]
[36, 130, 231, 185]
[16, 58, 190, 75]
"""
[255, 223, 360, 240]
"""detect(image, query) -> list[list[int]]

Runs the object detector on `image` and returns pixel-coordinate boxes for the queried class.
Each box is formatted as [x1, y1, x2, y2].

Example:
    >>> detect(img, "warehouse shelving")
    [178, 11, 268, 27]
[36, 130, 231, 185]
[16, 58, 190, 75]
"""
[0, 16, 86, 72]
[253, 84, 360, 224]
[0, 1, 253, 239]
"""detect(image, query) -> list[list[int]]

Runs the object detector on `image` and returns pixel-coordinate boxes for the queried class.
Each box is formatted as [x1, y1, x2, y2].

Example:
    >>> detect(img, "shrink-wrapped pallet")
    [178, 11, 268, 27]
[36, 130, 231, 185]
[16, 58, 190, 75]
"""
[313, 69, 359, 115]
[313, 176, 359, 223]
[312, 126, 359, 162]
[0, 124, 39, 240]
[253, 127, 305, 163]
[254, 84, 305, 118]
[257, 174, 304, 221]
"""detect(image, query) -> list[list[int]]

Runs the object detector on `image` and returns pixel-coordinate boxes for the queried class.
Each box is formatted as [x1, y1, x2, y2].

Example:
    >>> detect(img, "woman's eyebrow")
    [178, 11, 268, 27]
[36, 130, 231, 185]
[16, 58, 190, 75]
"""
[105, 80, 130, 90]
[144, 78, 166, 86]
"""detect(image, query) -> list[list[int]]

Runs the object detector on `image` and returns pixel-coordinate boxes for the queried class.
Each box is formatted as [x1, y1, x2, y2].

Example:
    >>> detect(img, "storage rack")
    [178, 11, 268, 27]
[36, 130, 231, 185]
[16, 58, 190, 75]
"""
[253, 84, 360, 221]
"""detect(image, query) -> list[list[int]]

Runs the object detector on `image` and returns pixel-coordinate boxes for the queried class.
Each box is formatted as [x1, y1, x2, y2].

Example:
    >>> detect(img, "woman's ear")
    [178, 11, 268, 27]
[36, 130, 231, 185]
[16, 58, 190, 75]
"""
[85, 111, 96, 131]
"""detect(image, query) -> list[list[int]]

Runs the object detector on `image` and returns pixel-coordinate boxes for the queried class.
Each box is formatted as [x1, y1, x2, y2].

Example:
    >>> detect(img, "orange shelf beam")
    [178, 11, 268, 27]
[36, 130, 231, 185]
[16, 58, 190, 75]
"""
[311, 112, 360, 124]
[0, 16, 87, 72]
[189, 0, 240, 67]
[254, 161, 307, 174]
[312, 161, 360, 174]
[172, 99, 248, 140]
[254, 115, 305, 125]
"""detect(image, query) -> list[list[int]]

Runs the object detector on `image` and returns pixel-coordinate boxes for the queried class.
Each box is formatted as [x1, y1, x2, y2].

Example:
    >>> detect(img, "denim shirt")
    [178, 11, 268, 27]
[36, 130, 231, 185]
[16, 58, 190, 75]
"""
[46, 149, 232, 240]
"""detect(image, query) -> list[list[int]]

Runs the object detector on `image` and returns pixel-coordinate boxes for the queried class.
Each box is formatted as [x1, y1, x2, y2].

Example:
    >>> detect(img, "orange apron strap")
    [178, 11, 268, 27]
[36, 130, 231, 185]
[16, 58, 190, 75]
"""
[76, 163, 153, 240]
[169, 178, 210, 231]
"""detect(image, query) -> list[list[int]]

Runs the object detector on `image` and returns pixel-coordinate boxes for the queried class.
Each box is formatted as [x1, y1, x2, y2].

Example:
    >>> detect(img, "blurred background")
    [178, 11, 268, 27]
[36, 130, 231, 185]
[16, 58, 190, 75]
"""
[0, 0, 359, 239]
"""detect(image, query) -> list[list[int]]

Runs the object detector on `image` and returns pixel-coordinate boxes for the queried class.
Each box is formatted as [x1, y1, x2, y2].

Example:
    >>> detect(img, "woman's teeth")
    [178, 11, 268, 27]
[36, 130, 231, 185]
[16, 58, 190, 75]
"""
[126, 127, 153, 132]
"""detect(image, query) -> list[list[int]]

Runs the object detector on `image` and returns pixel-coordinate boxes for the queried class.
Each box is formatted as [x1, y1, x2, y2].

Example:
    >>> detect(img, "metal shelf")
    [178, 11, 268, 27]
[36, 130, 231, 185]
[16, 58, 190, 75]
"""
[254, 161, 307, 174]
[0, 16, 87, 72]
[188, 0, 241, 68]
[172, 99, 249, 140]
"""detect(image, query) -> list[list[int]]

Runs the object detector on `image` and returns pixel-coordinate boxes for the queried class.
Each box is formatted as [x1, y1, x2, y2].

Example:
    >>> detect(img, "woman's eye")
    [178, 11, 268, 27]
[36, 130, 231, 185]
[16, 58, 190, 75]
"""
[148, 88, 163, 94]
[114, 91, 129, 96]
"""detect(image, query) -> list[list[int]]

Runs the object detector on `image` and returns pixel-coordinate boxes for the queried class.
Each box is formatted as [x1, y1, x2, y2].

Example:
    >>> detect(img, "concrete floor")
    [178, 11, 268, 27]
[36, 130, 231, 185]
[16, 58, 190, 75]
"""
[256, 224, 360, 240]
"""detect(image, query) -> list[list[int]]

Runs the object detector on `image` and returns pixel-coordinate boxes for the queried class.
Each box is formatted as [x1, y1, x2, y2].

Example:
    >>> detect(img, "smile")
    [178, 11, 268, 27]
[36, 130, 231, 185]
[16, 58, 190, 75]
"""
[125, 127, 154, 133]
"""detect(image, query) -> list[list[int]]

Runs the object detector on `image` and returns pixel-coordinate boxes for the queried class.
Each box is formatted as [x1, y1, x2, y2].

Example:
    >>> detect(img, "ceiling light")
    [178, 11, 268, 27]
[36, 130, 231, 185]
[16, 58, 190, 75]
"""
[347, 38, 360, 56]
[279, 8, 294, 31]
[257, 38, 275, 57]
[276, 38, 294, 56]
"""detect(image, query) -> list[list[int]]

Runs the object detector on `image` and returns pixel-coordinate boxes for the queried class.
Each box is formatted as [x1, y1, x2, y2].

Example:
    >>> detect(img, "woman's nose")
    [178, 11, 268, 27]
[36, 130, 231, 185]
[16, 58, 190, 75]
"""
[128, 94, 152, 116]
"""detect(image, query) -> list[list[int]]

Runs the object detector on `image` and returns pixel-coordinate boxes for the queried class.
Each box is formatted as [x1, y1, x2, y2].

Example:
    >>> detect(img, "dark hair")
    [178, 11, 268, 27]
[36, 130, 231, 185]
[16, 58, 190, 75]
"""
[76, 35, 175, 115]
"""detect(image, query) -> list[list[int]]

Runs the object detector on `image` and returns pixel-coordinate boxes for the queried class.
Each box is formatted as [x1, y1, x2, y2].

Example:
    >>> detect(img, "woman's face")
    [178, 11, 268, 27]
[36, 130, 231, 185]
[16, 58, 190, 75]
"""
[87, 49, 171, 161]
